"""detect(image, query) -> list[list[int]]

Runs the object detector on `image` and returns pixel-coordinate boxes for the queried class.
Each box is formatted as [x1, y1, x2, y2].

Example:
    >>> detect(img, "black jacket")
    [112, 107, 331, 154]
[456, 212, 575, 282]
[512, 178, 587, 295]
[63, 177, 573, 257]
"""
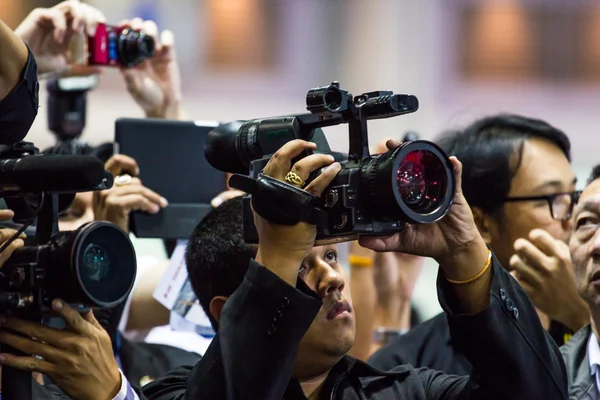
[560, 324, 596, 399]
[368, 312, 471, 375]
[141, 252, 567, 399]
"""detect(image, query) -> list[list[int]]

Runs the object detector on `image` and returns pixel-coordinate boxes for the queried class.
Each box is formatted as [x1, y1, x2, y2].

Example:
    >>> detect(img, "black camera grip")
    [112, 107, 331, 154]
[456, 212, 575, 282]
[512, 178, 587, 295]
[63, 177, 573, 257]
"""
[229, 173, 328, 227]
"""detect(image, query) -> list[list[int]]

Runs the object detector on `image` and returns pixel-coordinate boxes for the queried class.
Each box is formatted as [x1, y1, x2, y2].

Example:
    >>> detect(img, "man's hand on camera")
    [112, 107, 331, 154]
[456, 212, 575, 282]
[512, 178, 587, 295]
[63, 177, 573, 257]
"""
[94, 154, 168, 232]
[15, 0, 105, 75]
[0, 210, 25, 267]
[255, 140, 341, 286]
[119, 18, 185, 120]
[359, 140, 490, 314]
[0, 299, 121, 400]
[510, 229, 589, 332]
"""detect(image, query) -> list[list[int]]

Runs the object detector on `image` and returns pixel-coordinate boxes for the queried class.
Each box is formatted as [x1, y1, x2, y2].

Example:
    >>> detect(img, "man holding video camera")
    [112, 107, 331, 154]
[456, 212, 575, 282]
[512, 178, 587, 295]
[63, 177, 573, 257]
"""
[140, 138, 567, 399]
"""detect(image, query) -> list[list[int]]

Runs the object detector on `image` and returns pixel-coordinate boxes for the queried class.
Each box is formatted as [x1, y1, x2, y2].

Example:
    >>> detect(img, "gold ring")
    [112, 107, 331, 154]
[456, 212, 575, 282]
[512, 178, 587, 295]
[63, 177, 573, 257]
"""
[284, 171, 305, 187]
[114, 174, 133, 186]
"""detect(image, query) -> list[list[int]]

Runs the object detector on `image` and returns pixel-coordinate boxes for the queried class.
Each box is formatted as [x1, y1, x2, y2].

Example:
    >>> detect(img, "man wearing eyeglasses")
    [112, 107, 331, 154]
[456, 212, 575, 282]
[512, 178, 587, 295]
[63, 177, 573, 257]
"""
[369, 114, 589, 375]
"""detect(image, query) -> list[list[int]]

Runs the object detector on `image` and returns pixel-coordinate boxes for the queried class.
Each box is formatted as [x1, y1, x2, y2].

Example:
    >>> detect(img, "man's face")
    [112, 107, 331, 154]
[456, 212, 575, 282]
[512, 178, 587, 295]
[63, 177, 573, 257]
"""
[295, 245, 355, 373]
[488, 137, 576, 268]
[58, 192, 94, 231]
[570, 178, 600, 309]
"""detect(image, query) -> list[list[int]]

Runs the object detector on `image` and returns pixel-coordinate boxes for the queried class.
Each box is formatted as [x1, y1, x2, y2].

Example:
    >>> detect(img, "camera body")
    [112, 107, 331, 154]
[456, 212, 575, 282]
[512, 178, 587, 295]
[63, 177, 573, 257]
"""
[88, 23, 156, 68]
[206, 82, 456, 244]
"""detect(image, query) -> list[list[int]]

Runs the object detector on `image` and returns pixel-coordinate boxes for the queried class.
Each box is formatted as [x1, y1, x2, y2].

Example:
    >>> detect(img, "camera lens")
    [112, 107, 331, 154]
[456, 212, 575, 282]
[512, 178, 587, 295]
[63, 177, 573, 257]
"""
[73, 222, 136, 308]
[118, 28, 156, 67]
[360, 141, 454, 223]
[81, 244, 110, 282]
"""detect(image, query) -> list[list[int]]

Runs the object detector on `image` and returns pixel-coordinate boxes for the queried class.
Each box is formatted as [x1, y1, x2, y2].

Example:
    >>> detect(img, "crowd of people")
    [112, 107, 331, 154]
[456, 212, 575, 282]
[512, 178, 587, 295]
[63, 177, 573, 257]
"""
[0, 1, 599, 399]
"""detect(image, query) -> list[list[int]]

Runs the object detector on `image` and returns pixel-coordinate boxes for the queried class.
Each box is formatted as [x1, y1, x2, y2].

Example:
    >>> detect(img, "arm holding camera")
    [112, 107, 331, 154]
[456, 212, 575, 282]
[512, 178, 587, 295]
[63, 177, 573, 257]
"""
[168, 139, 566, 399]
[14, 0, 105, 76]
[94, 154, 168, 233]
[118, 18, 186, 120]
[0, 299, 131, 400]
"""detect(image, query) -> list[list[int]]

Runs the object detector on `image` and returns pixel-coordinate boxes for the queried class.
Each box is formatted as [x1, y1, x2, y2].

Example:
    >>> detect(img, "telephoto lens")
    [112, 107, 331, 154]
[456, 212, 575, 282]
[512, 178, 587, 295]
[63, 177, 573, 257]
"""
[118, 27, 156, 67]
[359, 140, 454, 224]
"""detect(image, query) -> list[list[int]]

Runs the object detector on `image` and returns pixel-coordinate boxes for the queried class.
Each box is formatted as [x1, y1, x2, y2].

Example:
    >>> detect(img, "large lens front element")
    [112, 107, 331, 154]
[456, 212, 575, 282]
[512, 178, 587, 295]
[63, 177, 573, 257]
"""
[81, 244, 111, 282]
[360, 141, 454, 223]
[73, 222, 136, 308]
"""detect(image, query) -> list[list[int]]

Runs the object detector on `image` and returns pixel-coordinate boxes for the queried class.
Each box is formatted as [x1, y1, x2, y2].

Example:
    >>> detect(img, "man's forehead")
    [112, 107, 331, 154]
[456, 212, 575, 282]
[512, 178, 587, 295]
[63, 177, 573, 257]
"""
[575, 179, 600, 215]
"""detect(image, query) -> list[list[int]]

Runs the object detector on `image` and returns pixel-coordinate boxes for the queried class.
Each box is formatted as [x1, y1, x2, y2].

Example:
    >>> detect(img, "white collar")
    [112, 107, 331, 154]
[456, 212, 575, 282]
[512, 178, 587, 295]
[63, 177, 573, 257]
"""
[588, 330, 600, 376]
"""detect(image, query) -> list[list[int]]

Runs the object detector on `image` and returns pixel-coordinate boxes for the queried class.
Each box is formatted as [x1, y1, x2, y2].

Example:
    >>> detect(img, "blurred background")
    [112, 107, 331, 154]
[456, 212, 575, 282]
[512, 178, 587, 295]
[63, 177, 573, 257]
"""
[4, 0, 600, 318]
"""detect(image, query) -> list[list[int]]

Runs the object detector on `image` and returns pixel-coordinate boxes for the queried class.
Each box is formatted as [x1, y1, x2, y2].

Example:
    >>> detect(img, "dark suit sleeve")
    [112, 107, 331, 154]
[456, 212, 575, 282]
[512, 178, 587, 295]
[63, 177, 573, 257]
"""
[417, 253, 568, 399]
[142, 260, 322, 400]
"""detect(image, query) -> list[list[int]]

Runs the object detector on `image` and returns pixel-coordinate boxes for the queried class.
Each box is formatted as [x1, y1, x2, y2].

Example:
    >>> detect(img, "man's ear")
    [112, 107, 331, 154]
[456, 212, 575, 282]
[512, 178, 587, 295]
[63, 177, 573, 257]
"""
[209, 296, 228, 323]
[472, 207, 493, 244]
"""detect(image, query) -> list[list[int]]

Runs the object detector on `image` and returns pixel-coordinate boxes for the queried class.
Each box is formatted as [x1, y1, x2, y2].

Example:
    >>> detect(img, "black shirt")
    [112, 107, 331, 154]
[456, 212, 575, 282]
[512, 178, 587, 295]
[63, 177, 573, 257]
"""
[0, 47, 39, 145]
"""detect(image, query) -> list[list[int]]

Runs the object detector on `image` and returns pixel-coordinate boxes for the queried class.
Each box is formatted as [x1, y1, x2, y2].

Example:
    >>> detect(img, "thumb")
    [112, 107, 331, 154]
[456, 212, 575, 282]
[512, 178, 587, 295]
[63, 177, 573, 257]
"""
[448, 156, 463, 197]
[82, 309, 103, 330]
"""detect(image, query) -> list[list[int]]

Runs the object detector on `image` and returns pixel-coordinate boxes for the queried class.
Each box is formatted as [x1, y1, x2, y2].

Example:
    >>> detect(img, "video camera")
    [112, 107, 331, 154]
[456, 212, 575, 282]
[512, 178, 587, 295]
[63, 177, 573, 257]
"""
[204, 82, 455, 244]
[0, 141, 136, 312]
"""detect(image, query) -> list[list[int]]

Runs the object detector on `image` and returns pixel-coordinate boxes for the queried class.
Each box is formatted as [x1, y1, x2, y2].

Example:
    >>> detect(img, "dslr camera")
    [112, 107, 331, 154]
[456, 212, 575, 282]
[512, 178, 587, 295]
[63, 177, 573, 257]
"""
[205, 82, 455, 244]
[88, 23, 156, 68]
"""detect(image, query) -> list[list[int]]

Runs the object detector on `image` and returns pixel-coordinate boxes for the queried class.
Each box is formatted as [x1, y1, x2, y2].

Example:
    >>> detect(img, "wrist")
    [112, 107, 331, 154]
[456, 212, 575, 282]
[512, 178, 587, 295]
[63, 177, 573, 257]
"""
[438, 238, 489, 281]
[256, 246, 306, 287]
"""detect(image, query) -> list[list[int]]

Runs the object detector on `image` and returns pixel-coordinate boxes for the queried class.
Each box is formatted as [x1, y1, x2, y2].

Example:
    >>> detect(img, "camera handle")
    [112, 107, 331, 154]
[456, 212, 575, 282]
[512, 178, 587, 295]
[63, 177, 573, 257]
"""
[2, 193, 59, 400]
[230, 173, 328, 227]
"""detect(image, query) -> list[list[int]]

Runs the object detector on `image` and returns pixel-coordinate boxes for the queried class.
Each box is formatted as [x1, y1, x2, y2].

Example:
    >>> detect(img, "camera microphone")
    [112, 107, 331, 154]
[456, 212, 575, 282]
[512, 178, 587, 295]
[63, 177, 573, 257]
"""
[0, 155, 107, 193]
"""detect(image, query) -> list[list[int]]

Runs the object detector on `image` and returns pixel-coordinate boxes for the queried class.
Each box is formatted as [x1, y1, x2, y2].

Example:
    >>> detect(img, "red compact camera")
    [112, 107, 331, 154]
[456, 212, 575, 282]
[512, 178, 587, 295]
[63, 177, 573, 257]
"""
[88, 23, 156, 68]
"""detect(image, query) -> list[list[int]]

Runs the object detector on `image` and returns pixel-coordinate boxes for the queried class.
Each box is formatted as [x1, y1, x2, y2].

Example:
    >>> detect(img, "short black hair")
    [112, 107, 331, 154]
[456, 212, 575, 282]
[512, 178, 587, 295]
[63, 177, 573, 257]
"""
[588, 165, 600, 185]
[185, 196, 256, 330]
[437, 114, 571, 216]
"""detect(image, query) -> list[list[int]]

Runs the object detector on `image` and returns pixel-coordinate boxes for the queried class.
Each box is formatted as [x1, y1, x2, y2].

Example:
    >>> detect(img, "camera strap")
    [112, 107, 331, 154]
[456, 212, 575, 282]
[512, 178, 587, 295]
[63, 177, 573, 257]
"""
[229, 173, 328, 227]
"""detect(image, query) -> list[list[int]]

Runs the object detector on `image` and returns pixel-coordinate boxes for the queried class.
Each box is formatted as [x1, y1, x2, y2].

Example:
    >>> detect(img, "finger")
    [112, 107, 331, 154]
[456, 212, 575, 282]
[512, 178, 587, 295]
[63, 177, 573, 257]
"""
[110, 184, 167, 208]
[0, 353, 56, 375]
[264, 140, 317, 180]
[448, 157, 463, 196]
[528, 229, 569, 261]
[64, 65, 102, 77]
[0, 239, 24, 266]
[0, 314, 73, 348]
[105, 154, 140, 176]
[514, 238, 554, 274]
[130, 18, 144, 31]
[39, 9, 67, 43]
[160, 29, 175, 55]
[141, 20, 161, 53]
[304, 162, 341, 197]
[385, 139, 401, 151]
[359, 234, 402, 253]
[80, 2, 106, 37]
[107, 193, 161, 214]
[0, 209, 14, 222]
[289, 154, 335, 185]
[0, 228, 21, 243]
[56, 0, 83, 33]
[51, 299, 92, 335]
[82, 310, 103, 331]
[0, 330, 63, 363]
[509, 254, 544, 289]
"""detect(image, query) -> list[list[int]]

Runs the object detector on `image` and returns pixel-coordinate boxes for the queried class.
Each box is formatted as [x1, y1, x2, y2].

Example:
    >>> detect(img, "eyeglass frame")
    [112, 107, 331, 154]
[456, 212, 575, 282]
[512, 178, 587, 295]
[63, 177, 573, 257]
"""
[503, 191, 582, 221]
